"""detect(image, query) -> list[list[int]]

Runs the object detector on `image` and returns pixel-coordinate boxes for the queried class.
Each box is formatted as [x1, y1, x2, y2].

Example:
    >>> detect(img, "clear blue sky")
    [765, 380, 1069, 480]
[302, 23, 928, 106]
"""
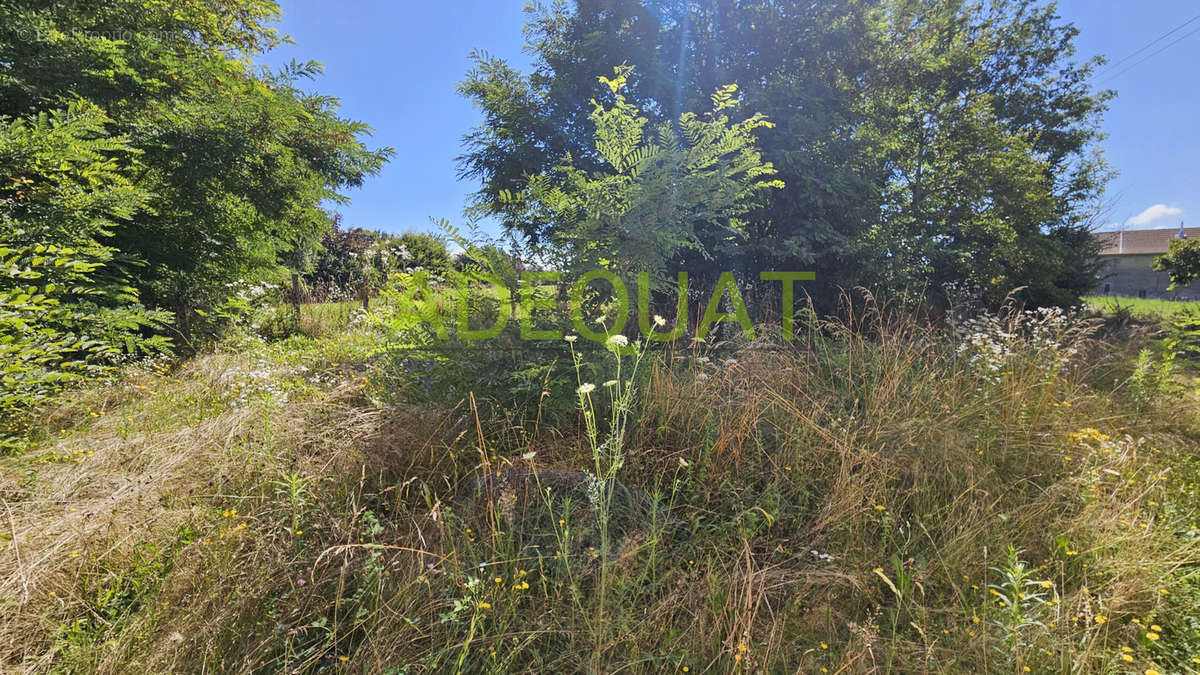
[259, 0, 1199, 235]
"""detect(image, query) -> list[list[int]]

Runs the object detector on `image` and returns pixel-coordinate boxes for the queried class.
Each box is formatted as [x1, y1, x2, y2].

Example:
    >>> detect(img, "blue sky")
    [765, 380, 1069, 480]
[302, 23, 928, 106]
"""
[260, 1, 1199, 235]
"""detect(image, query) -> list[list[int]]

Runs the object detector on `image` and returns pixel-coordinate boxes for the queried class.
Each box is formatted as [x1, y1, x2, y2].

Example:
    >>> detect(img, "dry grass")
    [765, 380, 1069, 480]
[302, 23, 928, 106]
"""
[2, 298, 1199, 673]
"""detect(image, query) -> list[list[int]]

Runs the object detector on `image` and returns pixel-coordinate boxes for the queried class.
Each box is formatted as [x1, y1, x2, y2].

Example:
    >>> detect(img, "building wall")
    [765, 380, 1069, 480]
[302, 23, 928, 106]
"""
[1097, 254, 1200, 299]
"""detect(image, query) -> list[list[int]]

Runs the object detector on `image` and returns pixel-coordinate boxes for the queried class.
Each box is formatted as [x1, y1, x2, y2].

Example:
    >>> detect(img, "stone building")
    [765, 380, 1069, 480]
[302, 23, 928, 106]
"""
[1094, 225, 1200, 299]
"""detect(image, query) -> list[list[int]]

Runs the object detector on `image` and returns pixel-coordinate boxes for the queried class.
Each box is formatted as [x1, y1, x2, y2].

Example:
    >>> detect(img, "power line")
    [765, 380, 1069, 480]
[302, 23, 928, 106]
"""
[1092, 11, 1200, 79]
[1097, 23, 1200, 83]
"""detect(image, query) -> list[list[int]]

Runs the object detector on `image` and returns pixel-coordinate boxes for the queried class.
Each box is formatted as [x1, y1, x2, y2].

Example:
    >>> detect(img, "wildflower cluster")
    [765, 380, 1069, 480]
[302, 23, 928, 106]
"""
[1066, 427, 1111, 445]
[221, 361, 290, 408]
[955, 305, 1089, 385]
[227, 280, 280, 303]
[36, 446, 94, 464]
[216, 507, 248, 538]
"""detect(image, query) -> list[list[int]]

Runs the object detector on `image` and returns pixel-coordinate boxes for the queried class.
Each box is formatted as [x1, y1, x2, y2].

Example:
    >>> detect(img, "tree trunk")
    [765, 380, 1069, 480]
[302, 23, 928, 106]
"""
[291, 272, 302, 322]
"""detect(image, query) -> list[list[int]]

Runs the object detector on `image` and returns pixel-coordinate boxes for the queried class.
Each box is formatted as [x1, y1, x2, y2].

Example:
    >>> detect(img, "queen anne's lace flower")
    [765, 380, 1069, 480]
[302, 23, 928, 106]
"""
[954, 305, 1086, 387]
[606, 334, 629, 348]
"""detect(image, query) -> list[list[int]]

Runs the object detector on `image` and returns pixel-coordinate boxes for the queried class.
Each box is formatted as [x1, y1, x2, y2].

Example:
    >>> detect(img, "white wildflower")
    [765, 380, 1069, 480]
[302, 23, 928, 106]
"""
[564, 335, 578, 343]
[606, 334, 629, 348]
[603, 379, 619, 387]
[653, 314, 667, 328]
[576, 383, 596, 395]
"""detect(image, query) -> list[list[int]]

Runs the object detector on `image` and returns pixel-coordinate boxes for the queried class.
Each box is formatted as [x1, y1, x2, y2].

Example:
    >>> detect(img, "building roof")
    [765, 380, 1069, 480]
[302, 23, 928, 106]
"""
[1095, 226, 1200, 255]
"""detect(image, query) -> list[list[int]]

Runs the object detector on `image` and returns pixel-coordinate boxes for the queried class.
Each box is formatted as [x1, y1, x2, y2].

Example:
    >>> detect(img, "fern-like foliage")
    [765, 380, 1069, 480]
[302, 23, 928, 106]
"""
[1, 102, 171, 440]
[505, 65, 783, 284]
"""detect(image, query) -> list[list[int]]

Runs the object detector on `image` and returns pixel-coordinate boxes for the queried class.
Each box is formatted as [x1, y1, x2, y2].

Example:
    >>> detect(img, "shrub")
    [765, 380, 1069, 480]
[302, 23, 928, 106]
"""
[0, 103, 172, 440]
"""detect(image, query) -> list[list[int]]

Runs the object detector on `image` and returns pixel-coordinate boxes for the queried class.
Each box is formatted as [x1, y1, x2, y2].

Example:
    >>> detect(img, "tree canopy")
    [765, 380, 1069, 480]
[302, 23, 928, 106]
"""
[500, 65, 783, 282]
[1, 0, 392, 321]
[0, 0, 392, 426]
[1154, 239, 1200, 291]
[458, 0, 1111, 308]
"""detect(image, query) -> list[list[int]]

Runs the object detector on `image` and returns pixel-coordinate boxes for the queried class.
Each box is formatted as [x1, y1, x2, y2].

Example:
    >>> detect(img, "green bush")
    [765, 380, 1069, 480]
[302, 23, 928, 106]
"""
[0, 103, 172, 441]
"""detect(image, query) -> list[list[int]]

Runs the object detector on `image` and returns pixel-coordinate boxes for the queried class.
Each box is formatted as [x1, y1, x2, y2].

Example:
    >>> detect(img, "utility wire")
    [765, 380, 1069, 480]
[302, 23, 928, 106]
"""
[1097, 23, 1200, 83]
[1093, 12, 1200, 76]
[1092, 11, 1200, 80]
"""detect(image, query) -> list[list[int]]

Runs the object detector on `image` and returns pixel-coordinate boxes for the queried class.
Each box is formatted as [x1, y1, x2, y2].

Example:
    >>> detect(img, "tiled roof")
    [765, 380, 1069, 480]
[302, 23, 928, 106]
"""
[1095, 227, 1200, 255]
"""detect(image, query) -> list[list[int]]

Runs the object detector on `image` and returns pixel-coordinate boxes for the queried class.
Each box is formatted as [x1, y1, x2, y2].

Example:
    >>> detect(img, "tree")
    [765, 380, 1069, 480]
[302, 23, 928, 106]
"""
[307, 217, 376, 302]
[1, 102, 171, 433]
[503, 65, 782, 281]
[0, 1, 393, 332]
[1154, 239, 1200, 290]
[458, 0, 1110, 309]
[459, 0, 875, 298]
[852, 0, 1112, 307]
[305, 220, 451, 307]
[0, 0, 392, 421]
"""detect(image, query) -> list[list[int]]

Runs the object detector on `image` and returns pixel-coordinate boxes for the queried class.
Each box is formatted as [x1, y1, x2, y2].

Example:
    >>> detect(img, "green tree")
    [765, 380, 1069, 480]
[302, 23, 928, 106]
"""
[458, 0, 1110, 308]
[306, 222, 450, 307]
[0, 1, 393, 332]
[853, 0, 1111, 306]
[1, 102, 171, 433]
[1154, 239, 1200, 290]
[503, 65, 782, 281]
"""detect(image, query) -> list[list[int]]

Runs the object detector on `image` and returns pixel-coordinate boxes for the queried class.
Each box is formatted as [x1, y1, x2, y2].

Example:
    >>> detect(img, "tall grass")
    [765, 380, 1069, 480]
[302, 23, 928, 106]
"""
[2, 295, 1198, 673]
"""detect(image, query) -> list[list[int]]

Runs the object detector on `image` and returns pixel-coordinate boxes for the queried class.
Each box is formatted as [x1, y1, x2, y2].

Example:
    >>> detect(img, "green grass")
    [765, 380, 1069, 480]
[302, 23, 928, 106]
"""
[3, 298, 1199, 673]
[299, 299, 363, 336]
[1085, 295, 1200, 319]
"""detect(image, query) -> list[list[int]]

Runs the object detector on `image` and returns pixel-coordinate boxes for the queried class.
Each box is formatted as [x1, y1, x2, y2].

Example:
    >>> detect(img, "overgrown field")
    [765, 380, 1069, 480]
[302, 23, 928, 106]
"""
[2, 300, 1199, 673]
